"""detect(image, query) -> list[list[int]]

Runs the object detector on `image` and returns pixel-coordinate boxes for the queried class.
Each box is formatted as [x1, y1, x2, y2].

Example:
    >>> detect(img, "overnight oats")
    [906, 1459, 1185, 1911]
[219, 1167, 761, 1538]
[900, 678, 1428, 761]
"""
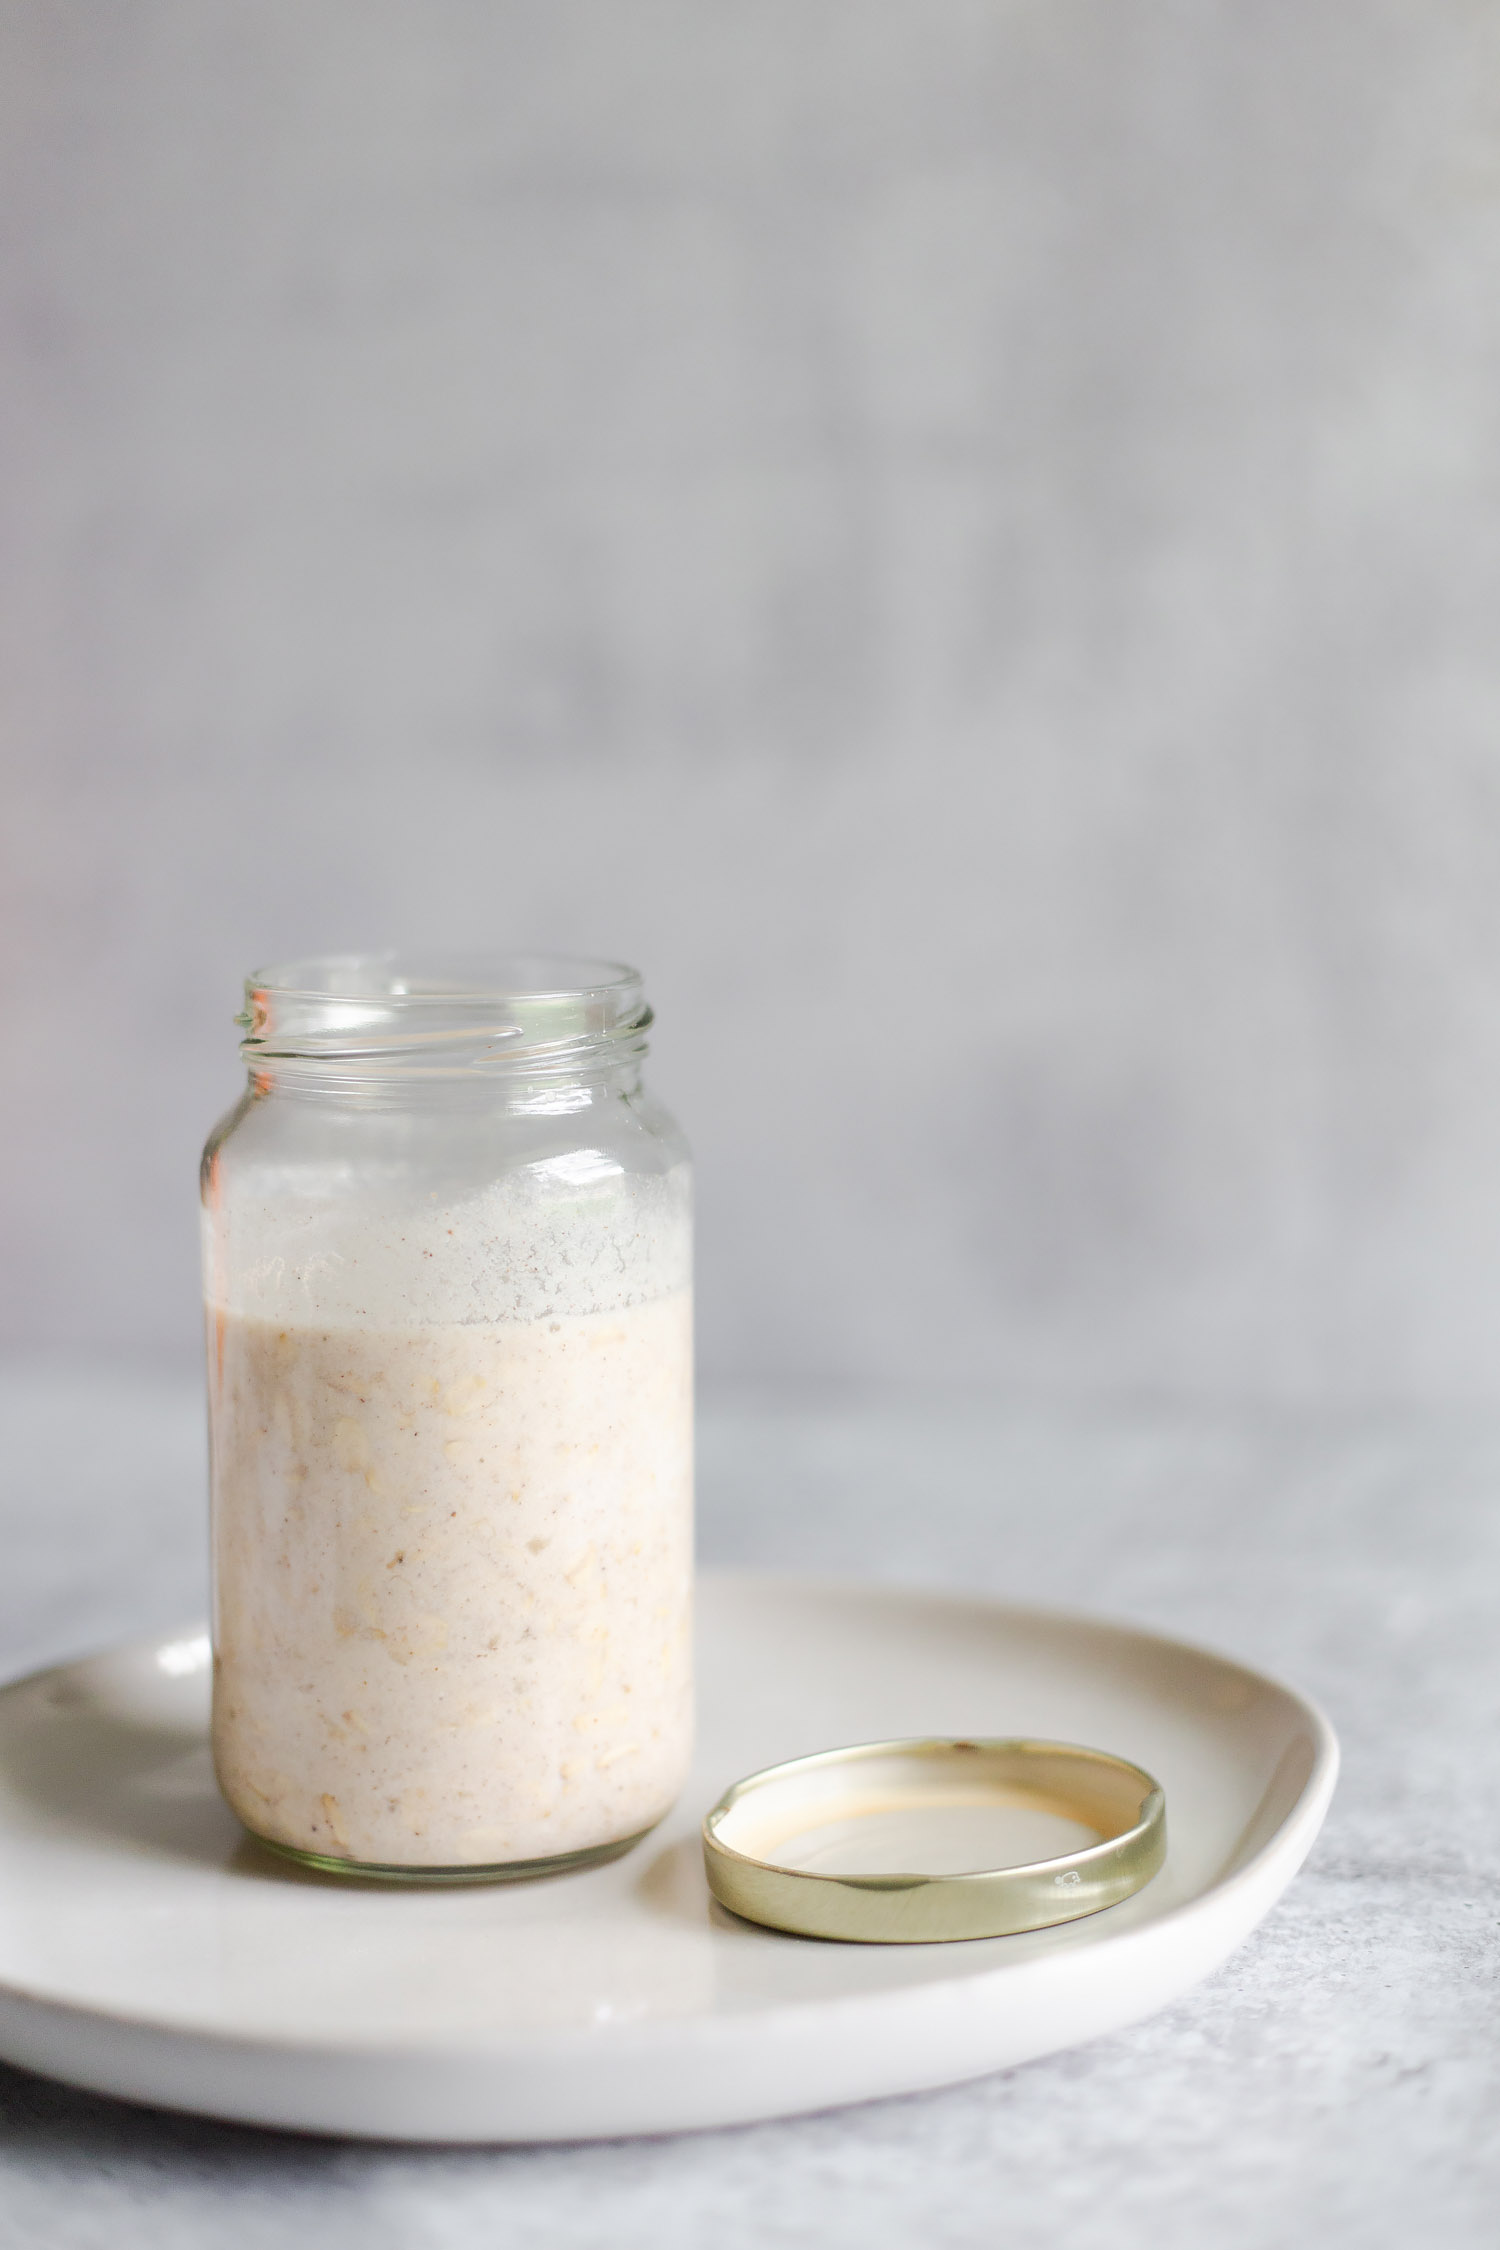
[201, 955, 692, 1879]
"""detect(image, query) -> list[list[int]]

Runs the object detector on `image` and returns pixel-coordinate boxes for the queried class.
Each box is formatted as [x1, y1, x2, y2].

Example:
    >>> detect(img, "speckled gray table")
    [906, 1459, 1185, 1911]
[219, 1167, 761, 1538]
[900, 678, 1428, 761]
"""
[1, 1360, 1495, 2248]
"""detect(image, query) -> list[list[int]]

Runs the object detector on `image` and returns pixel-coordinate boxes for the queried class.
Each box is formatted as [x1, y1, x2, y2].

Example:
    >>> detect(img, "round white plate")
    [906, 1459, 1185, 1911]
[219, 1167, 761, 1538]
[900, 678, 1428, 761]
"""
[0, 1575, 1336, 2142]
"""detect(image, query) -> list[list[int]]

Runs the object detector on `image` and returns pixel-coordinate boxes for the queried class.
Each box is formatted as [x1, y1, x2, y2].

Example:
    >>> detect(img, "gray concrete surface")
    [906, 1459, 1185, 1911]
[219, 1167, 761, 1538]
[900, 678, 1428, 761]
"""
[0, 1359, 1496, 2246]
[7, 4, 1500, 1402]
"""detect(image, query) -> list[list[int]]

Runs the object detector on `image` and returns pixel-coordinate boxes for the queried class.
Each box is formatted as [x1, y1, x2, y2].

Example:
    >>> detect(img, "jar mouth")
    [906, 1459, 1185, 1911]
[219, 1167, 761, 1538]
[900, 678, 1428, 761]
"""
[240, 951, 651, 1073]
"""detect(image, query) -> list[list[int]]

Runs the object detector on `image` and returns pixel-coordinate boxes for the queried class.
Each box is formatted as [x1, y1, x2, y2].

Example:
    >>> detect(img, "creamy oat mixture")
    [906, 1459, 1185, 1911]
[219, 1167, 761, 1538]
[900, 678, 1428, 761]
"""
[206, 1165, 692, 1868]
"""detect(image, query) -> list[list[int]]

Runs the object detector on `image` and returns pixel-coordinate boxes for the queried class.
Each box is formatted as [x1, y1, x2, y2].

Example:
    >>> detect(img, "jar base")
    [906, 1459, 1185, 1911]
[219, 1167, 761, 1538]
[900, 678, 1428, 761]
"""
[244, 1824, 657, 1886]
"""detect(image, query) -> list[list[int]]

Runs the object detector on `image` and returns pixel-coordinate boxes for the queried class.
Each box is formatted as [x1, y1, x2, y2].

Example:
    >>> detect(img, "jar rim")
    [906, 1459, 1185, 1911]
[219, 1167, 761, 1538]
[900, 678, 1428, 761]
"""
[247, 950, 641, 1004]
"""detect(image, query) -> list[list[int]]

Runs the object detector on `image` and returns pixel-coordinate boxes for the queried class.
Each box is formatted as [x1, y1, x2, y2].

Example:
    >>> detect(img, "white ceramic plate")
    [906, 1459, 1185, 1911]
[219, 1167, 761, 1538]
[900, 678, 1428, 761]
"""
[0, 1576, 1336, 2141]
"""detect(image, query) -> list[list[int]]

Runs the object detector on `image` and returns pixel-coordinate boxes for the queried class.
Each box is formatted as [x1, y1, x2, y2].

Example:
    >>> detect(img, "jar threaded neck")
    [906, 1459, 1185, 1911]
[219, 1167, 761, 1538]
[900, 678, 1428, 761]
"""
[239, 952, 651, 1082]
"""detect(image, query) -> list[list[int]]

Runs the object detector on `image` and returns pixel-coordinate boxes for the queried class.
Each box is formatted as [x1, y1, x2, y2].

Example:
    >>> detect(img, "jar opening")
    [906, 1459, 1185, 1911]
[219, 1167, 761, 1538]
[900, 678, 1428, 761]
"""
[239, 951, 651, 1077]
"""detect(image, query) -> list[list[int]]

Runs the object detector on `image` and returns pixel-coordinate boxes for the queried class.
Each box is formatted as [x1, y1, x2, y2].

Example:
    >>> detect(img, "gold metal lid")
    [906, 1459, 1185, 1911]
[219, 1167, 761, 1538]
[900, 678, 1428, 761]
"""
[702, 1737, 1166, 1943]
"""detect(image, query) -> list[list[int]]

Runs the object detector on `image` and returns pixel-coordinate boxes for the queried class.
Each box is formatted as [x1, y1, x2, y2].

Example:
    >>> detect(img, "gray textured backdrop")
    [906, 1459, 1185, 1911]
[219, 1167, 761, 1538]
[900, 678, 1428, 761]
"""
[5, 0, 1500, 1402]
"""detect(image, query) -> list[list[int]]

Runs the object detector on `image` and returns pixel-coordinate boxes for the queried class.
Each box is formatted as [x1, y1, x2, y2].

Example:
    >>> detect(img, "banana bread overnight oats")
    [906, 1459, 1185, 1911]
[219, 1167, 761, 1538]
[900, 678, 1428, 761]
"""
[201, 956, 692, 1879]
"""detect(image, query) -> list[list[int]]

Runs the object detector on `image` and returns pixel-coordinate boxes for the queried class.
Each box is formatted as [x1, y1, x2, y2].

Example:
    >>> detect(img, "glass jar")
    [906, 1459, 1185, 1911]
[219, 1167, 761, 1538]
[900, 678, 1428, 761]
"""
[200, 953, 693, 1881]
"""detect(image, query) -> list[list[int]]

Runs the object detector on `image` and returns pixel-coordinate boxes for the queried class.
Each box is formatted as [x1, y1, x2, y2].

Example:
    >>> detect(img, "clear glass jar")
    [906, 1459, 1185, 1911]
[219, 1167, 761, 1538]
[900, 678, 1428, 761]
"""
[200, 954, 693, 1881]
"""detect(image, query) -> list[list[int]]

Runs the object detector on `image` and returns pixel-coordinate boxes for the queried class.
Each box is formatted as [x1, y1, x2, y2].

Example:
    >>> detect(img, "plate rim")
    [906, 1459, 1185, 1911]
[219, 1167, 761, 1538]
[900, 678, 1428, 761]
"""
[0, 1573, 1339, 2060]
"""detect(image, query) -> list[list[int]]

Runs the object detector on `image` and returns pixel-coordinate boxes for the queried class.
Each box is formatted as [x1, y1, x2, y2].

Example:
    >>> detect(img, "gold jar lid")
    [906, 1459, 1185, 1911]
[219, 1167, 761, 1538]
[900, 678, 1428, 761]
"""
[702, 1737, 1166, 1944]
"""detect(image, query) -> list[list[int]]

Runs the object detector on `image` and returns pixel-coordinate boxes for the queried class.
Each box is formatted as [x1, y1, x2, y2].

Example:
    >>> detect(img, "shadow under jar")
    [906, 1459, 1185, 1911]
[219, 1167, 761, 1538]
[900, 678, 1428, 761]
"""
[200, 954, 693, 1882]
